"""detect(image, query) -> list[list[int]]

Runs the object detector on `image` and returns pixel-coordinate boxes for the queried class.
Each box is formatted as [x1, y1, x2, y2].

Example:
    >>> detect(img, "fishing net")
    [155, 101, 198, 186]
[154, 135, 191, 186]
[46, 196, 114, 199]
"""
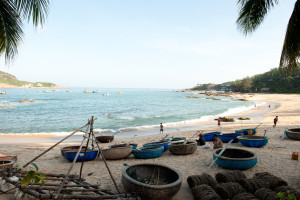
[192, 184, 221, 200]
[254, 188, 280, 200]
[253, 172, 287, 189]
[238, 178, 270, 193]
[274, 186, 300, 200]
[187, 173, 217, 189]
[232, 192, 258, 200]
[215, 170, 246, 183]
[214, 182, 246, 199]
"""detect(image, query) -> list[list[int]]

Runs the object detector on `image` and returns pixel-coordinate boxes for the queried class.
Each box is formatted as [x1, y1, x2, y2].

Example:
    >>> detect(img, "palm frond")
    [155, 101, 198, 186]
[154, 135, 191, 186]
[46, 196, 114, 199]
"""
[0, 0, 23, 64]
[14, 0, 49, 27]
[236, 0, 278, 35]
[279, 0, 300, 75]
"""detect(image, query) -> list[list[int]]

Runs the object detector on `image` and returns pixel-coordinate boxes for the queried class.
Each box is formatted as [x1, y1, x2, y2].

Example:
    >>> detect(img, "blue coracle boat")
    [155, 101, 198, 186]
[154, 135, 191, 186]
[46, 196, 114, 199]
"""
[132, 146, 164, 159]
[218, 133, 242, 143]
[203, 132, 221, 141]
[235, 128, 257, 135]
[143, 141, 170, 151]
[237, 135, 268, 147]
[213, 148, 257, 170]
[64, 150, 99, 162]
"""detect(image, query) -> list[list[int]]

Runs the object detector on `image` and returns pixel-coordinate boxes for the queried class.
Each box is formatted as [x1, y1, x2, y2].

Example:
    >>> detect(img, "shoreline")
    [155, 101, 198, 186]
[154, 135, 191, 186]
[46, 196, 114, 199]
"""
[0, 93, 300, 200]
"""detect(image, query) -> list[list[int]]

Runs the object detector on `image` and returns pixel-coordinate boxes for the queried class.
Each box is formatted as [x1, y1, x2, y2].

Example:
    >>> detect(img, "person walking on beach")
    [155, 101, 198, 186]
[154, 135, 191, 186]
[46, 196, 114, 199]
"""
[160, 123, 164, 134]
[273, 116, 278, 128]
[213, 135, 223, 149]
[217, 118, 221, 126]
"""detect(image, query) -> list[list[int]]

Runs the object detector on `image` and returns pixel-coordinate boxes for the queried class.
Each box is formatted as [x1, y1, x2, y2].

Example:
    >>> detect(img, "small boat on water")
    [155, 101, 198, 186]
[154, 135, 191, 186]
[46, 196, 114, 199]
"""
[83, 89, 93, 93]
[103, 93, 110, 96]
[0, 89, 6, 95]
[218, 133, 242, 143]
[66, 89, 73, 92]
[122, 163, 182, 200]
[42, 89, 51, 93]
[143, 141, 170, 152]
[168, 141, 197, 155]
[132, 146, 164, 159]
[93, 90, 101, 93]
[238, 135, 268, 147]
[101, 145, 132, 160]
[117, 92, 123, 94]
[285, 128, 300, 140]
[213, 148, 257, 170]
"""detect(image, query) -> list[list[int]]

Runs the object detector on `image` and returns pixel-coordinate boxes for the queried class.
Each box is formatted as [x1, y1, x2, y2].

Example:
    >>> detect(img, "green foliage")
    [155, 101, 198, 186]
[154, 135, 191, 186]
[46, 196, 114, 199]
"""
[16, 163, 47, 186]
[278, 191, 296, 200]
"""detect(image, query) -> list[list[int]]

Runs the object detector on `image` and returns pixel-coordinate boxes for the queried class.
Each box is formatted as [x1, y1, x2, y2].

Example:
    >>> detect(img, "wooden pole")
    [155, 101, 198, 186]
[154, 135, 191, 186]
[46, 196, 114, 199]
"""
[23, 123, 88, 168]
[54, 120, 92, 199]
[90, 131, 120, 193]
[79, 116, 94, 179]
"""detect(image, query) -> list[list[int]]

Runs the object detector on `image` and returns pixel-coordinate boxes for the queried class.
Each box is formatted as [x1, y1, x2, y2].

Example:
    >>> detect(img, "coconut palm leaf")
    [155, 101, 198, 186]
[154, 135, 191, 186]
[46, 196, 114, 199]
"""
[14, 0, 49, 27]
[236, 0, 278, 35]
[0, 0, 23, 63]
[279, 0, 300, 75]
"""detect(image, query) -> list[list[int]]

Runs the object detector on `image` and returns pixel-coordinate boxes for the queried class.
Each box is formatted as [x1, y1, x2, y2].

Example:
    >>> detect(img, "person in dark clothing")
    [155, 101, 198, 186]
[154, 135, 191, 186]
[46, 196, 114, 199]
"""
[197, 134, 206, 146]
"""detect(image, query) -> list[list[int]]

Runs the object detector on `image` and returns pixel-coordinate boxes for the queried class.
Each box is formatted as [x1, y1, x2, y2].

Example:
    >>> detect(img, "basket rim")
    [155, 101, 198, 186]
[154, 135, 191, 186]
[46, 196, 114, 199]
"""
[213, 148, 257, 161]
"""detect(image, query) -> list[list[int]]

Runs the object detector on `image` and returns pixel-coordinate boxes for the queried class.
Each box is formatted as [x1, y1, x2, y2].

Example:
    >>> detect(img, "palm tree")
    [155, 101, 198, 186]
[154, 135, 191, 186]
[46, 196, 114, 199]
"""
[237, 0, 300, 75]
[0, 0, 49, 64]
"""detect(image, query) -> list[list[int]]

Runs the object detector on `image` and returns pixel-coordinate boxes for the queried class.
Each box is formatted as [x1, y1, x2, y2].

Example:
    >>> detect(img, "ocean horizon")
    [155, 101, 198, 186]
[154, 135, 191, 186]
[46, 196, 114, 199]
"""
[0, 88, 257, 136]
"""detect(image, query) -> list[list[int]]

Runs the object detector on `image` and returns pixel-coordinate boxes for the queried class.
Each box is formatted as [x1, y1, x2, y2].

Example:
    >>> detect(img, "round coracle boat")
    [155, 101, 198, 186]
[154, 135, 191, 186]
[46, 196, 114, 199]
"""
[0, 155, 17, 162]
[0, 160, 15, 169]
[235, 128, 257, 135]
[110, 143, 138, 149]
[202, 132, 221, 141]
[102, 145, 132, 160]
[143, 141, 170, 152]
[133, 146, 164, 159]
[61, 146, 87, 156]
[213, 148, 257, 170]
[122, 163, 182, 200]
[238, 135, 268, 147]
[96, 135, 114, 143]
[63, 150, 99, 162]
[162, 137, 186, 142]
[218, 133, 242, 143]
[285, 128, 300, 140]
[168, 141, 197, 155]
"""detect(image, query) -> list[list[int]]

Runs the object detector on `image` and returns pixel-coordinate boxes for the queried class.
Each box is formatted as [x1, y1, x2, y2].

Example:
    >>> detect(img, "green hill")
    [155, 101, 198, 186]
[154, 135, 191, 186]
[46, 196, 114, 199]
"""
[0, 71, 63, 88]
[191, 65, 300, 93]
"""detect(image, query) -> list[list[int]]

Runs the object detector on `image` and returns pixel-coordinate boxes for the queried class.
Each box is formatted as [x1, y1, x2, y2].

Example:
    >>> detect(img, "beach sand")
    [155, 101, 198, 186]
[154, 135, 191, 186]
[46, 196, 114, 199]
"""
[0, 93, 299, 199]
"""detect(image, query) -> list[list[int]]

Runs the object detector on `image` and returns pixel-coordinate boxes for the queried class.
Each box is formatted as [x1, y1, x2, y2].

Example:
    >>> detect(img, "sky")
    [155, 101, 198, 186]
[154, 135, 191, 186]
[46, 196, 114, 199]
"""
[0, 0, 296, 89]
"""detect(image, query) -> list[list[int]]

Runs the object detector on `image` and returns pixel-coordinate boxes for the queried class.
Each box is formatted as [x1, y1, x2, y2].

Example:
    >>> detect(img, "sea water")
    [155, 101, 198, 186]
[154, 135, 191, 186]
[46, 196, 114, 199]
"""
[0, 88, 254, 136]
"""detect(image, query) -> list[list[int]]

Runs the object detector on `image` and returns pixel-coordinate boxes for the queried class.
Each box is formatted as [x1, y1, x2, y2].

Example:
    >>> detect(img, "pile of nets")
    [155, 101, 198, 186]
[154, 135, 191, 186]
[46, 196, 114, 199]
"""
[187, 171, 299, 200]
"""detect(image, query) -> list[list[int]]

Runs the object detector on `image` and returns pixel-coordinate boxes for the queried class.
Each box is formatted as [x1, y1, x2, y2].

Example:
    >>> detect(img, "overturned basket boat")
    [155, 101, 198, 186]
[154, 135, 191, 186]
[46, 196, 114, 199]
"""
[285, 128, 300, 140]
[133, 146, 164, 159]
[102, 145, 132, 160]
[122, 163, 182, 200]
[238, 135, 268, 147]
[63, 149, 99, 162]
[218, 133, 242, 143]
[143, 141, 170, 152]
[61, 146, 87, 156]
[213, 148, 257, 170]
[96, 135, 114, 143]
[235, 128, 257, 135]
[202, 132, 221, 141]
[168, 141, 197, 155]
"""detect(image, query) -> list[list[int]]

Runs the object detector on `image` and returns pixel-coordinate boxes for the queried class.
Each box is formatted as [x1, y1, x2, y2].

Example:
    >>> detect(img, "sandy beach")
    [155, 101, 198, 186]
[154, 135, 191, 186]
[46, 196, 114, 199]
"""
[0, 93, 300, 199]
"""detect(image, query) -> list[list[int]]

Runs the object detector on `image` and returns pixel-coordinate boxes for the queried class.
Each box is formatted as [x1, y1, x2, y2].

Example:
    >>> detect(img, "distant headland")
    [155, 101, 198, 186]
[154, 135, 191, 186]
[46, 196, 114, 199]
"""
[0, 71, 64, 88]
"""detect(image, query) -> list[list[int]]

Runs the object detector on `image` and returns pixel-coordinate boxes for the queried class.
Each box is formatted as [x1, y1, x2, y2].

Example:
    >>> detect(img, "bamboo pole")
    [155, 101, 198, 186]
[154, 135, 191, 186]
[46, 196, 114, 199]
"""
[23, 123, 88, 168]
[79, 116, 94, 179]
[54, 120, 92, 199]
[90, 131, 120, 193]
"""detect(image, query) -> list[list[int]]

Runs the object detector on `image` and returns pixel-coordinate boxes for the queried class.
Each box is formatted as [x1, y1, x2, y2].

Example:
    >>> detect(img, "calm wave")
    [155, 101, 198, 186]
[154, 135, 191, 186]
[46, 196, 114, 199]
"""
[0, 88, 254, 135]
